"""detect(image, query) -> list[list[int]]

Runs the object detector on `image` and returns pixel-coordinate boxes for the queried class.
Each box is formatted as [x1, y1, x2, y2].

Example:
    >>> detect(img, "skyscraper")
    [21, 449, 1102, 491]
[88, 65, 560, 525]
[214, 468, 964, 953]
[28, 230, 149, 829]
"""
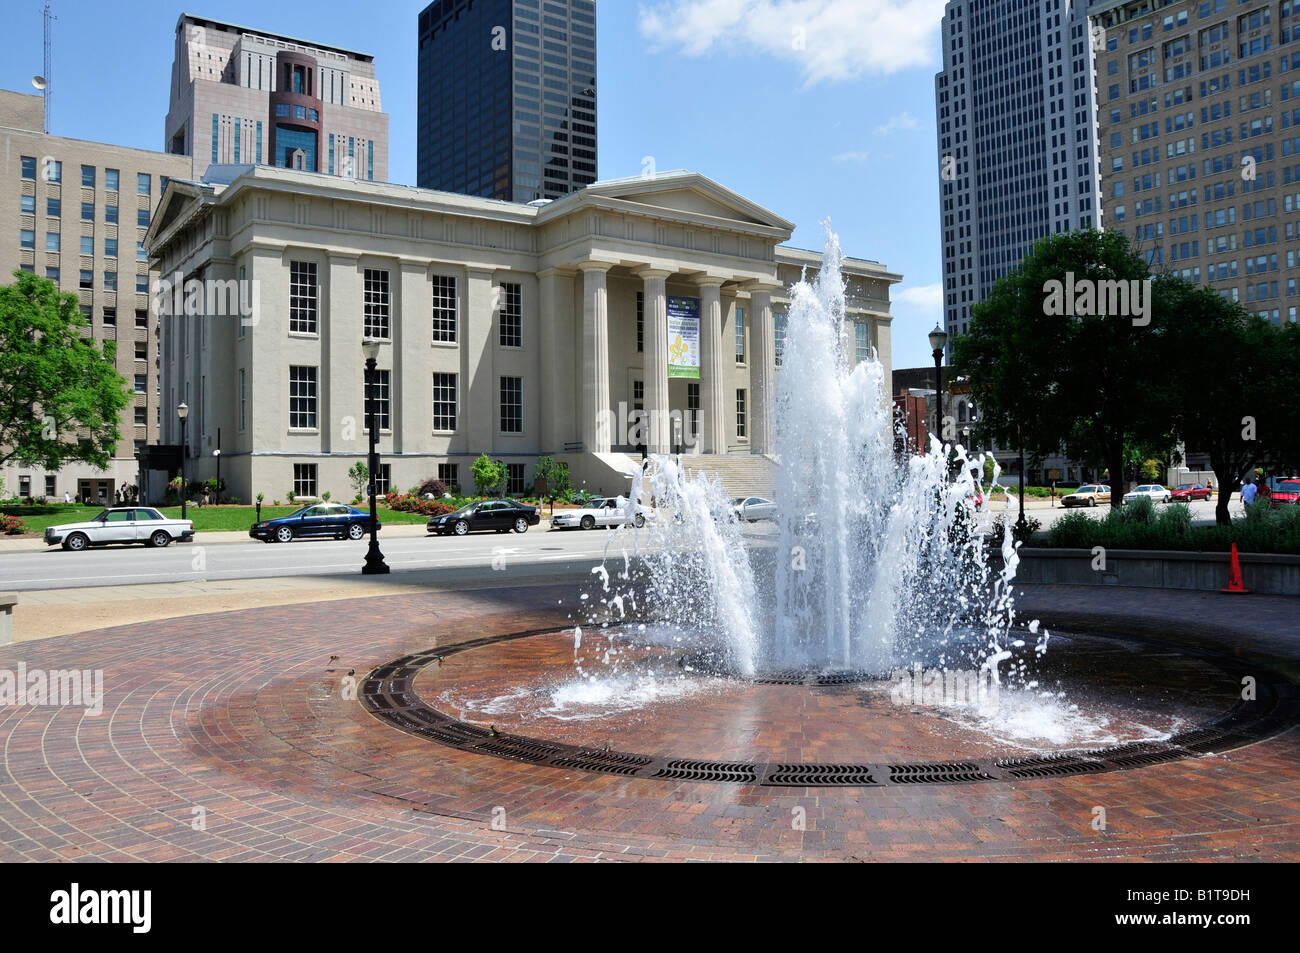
[165, 14, 389, 182]
[417, 0, 597, 202]
[936, 0, 1104, 351]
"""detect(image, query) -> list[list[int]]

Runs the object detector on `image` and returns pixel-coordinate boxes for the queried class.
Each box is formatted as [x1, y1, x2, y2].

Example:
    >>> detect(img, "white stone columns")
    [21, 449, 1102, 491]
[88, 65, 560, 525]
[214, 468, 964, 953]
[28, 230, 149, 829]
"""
[580, 263, 612, 453]
[696, 278, 726, 454]
[748, 284, 778, 454]
[638, 268, 672, 454]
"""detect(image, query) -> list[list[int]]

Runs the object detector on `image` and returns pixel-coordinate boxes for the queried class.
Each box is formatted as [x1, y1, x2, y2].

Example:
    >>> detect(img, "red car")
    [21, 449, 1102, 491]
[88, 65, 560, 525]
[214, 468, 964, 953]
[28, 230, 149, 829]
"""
[1270, 480, 1300, 507]
[1170, 483, 1212, 502]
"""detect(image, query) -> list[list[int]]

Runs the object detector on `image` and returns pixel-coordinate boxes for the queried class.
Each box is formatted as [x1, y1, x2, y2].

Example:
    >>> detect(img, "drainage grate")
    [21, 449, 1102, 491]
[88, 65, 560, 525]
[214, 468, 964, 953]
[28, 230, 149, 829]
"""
[766, 764, 880, 786]
[358, 625, 1299, 788]
[888, 762, 995, 784]
[652, 759, 759, 784]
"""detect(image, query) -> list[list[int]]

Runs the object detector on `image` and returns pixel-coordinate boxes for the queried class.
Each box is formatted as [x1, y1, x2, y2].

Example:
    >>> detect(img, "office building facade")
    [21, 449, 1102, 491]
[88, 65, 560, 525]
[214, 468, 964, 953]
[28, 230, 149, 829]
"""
[936, 0, 1104, 351]
[0, 89, 190, 503]
[417, 0, 597, 201]
[1092, 0, 1300, 325]
[145, 167, 898, 502]
[165, 14, 389, 182]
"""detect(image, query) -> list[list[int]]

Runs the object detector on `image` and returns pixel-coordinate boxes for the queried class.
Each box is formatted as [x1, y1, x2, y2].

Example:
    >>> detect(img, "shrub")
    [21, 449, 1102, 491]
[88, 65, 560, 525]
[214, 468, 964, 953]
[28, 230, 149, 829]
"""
[415, 477, 448, 499]
[990, 514, 1042, 548]
[471, 454, 507, 496]
[383, 493, 457, 518]
[1, 514, 26, 535]
[1044, 498, 1300, 554]
[348, 462, 369, 499]
[322, 490, 332, 502]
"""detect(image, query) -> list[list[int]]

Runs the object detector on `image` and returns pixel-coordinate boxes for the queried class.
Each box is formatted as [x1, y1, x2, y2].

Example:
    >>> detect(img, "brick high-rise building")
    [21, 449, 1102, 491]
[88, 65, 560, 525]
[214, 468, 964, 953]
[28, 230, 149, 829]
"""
[1092, 0, 1300, 326]
[417, 0, 597, 202]
[165, 14, 389, 182]
[0, 89, 190, 503]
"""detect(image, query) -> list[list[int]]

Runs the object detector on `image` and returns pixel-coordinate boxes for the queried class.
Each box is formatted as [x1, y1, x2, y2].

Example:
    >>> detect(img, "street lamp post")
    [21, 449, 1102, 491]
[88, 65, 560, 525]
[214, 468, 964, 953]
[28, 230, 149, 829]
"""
[361, 340, 390, 576]
[928, 325, 949, 441]
[176, 402, 189, 520]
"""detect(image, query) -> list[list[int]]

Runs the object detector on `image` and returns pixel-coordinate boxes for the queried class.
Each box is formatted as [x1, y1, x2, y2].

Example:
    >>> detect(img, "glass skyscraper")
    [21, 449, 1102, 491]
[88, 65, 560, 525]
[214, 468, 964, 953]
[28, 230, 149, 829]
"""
[417, 0, 597, 202]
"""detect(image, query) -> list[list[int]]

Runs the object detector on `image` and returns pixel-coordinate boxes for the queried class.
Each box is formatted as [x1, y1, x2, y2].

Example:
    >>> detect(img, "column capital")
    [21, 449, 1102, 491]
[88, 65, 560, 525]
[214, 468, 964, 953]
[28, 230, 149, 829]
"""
[577, 260, 614, 274]
[634, 267, 674, 282]
[745, 281, 783, 297]
[690, 274, 728, 291]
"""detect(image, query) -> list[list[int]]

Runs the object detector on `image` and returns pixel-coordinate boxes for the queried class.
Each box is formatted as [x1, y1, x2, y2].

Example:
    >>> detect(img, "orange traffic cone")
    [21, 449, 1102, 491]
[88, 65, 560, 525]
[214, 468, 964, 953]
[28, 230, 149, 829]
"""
[1219, 544, 1251, 594]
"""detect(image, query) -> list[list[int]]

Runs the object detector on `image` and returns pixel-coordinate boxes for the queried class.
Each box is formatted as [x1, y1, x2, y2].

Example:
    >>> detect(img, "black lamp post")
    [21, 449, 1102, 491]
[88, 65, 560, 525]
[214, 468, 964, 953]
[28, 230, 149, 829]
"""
[928, 325, 949, 440]
[361, 340, 390, 575]
[176, 402, 189, 520]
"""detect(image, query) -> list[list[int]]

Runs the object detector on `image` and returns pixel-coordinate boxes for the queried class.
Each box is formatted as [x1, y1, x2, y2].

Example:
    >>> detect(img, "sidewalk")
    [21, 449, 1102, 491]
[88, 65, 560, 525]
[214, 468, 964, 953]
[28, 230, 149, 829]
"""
[0, 521, 438, 553]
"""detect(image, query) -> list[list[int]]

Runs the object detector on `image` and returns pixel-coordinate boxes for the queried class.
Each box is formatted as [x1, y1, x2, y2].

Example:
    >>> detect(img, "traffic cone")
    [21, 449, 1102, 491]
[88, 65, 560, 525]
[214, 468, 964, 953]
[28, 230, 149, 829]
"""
[1219, 544, 1251, 594]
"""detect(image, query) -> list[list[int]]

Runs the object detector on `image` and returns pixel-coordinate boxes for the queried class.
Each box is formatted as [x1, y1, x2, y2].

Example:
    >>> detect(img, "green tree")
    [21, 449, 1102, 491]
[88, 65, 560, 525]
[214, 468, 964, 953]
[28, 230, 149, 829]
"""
[471, 453, 507, 497]
[533, 456, 570, 500]
[954, 230, 1175, 504]
[1158, 280, 1300, 524]
[347, 461, 369, 498]
[0, 272, 131, 469]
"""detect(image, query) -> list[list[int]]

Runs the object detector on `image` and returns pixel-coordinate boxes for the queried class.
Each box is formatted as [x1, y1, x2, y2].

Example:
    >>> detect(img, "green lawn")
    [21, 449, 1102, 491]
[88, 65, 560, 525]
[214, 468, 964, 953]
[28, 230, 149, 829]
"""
[1, 503, 429, 535]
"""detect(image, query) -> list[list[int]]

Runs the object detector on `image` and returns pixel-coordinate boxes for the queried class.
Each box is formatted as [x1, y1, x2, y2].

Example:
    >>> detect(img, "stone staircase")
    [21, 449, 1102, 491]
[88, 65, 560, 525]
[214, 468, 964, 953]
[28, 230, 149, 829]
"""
[679, 454, 778, 498]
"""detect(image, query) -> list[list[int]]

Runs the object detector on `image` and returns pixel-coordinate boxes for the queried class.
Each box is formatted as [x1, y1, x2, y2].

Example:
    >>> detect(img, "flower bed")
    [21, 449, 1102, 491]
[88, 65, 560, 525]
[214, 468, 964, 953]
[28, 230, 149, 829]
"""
[1, 514, 27, 536]
[382, 494, 458, 518]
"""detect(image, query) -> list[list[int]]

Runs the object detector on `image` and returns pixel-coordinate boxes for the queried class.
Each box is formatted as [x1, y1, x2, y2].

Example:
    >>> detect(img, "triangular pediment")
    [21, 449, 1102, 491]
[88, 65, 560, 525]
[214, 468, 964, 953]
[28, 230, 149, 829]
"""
[575, 172, 794, 233]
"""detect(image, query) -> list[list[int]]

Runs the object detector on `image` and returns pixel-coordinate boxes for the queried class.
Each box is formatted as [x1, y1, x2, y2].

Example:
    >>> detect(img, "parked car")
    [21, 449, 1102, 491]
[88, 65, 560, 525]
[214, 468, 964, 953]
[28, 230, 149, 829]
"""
[1123, 484, 1172, 505]
[1061, 485, 1111, 508]
[45, 507, 195, 551]
[731, 497, 778, 522]
[550, 497, 651, 530]
[1170, 483, 1212, 502]
[429, 499, 540, 536]
[1269, 480, 1300, 508]
[250, 503, 379, 543]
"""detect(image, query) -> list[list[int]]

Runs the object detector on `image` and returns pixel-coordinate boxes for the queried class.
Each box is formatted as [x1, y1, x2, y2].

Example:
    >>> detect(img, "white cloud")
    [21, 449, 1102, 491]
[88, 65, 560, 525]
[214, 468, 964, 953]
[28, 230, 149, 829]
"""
[831, 150, 870, 163]
[637, 0, 948, 85]
[892, 283, 943, 317]
[874, 111, 920, 136]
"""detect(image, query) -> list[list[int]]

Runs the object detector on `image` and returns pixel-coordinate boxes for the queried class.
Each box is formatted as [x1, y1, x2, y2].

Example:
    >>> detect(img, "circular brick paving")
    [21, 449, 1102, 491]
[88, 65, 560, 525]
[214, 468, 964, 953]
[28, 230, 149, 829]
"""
[0, 584, 1297, 862]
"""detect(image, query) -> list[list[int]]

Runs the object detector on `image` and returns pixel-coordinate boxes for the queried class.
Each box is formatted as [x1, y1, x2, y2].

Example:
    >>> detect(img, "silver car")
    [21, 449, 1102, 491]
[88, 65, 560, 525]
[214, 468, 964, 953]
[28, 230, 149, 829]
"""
[732, 497, 778, 522]
[45, 507, 195, 551]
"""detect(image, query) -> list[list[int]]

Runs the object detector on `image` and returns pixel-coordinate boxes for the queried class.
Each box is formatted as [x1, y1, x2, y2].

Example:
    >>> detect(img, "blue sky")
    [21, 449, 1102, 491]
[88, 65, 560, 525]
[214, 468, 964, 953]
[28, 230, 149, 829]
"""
[1, 0, 949, 369]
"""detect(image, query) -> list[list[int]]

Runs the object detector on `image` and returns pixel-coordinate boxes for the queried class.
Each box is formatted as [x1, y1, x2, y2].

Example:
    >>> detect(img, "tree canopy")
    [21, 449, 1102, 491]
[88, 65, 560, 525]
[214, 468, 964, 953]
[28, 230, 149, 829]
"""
[0, 272, 132, 470]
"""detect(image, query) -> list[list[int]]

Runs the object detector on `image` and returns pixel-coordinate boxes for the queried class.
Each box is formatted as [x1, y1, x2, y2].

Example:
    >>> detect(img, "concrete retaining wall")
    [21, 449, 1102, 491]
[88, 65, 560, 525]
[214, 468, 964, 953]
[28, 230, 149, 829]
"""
[1012, 548, 1300, 595]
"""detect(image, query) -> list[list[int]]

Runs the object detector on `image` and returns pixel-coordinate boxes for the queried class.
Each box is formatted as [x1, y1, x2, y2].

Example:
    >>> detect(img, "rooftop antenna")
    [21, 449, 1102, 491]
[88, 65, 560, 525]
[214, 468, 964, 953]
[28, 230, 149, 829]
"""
[40, 2, 54, 133]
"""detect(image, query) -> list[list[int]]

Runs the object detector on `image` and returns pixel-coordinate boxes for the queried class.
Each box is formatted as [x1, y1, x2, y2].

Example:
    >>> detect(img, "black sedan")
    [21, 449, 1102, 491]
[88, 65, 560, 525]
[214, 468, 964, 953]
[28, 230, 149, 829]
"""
[428, 499, 540, 536]
[250, 503, 380, 543]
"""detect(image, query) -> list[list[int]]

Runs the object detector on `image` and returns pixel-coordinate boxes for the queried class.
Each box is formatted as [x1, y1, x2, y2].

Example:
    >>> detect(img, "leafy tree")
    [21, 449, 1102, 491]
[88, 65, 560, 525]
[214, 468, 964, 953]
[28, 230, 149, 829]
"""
[954, 230, 1175, 504]
[0, 272, 131, 469]
[347, 461, 369, 498]
[534, 456, 571, 500]
[1158, 280, 1300, 524]
[471, 453, 507, 497]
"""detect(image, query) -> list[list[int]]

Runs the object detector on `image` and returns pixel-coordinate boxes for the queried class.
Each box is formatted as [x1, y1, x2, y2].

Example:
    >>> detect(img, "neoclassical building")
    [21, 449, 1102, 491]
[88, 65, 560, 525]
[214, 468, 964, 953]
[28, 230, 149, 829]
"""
[145, 165, 899, 500]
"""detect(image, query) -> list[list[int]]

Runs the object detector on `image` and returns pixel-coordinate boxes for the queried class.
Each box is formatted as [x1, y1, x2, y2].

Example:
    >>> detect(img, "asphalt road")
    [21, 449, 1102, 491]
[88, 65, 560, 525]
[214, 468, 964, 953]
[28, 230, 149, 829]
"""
[0, 525, 675, 592]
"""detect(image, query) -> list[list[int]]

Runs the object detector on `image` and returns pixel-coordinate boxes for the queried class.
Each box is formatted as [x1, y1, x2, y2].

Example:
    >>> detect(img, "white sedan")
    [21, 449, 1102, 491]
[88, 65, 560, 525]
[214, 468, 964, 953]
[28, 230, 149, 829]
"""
[549, 497, 651, 530]
[44, 507, 195, 551]
[1122, 484, 1172, 505]
[732, 497, 778, 522]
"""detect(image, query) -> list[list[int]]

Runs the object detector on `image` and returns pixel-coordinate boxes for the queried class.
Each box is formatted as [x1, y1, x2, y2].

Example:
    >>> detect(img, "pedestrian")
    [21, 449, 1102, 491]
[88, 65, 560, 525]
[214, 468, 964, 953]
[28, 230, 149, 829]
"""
[1206, 479, 1214, 498]
[1241, 480, 1258, 507]
[62, 491, 71, 504]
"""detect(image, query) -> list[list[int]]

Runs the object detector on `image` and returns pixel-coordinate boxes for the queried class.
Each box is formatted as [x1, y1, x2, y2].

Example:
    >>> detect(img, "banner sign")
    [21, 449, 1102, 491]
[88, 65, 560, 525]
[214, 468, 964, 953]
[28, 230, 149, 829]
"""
[667, 296, 701, 379]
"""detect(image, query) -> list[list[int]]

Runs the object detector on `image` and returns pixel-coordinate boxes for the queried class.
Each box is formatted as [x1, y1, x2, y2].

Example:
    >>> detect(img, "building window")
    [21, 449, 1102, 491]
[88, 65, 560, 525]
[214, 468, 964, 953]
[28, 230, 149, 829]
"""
[293, 463, 317, 498]
[135, 309, 148, 328]
[374, 463, 391, 496]
[855, 322, 870, 363]
[432, 275, 457, 342]
[45, 160, 61, 183]
[238, 369, 246, 431]
[735, 307, 745, 363]
[368, 368, 391, 431]
[21, 195, 34, 214]
[134, 341, 146, 360]
[104, 237, 117, 258]
[81, 202, 93, 221]
[138, 208, 150, 227]
[507, 463, 526, 496]
[500, 376, 523, 434]
[47, 198, 60, 217]
[433, 373, 458, 432]
[289, 261, 318, 334]
[20, 156, 36, 180]
[438, 463, 459, 493]
[138, 173, 151, 196]
[79, 270, 93, 290]
[104, 271, 117, 291]
[46, 266, 59, 283]
[81, 165, 95, 188]
[500, 283, 522, 348]
[636, 291, 644, 352]
[736, 389, 747, 438]
[687, 382, 700, 443]
[45, 475, 56, 497]
[103, 307, 116, 326]
[20, 230, 34, 250]
[46, 233, 60, 252]
[774, 313, 788, 366]
[134, 374, 147, 394]
[363, 268, 390, 339]
[105, 205, 118, 224]
[134, 406, 147, 425]
[80, 235, 93, 255]
[289, 366, 318, 429]
[105, 169, 119, 192]
[137, 242, 148, 263]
